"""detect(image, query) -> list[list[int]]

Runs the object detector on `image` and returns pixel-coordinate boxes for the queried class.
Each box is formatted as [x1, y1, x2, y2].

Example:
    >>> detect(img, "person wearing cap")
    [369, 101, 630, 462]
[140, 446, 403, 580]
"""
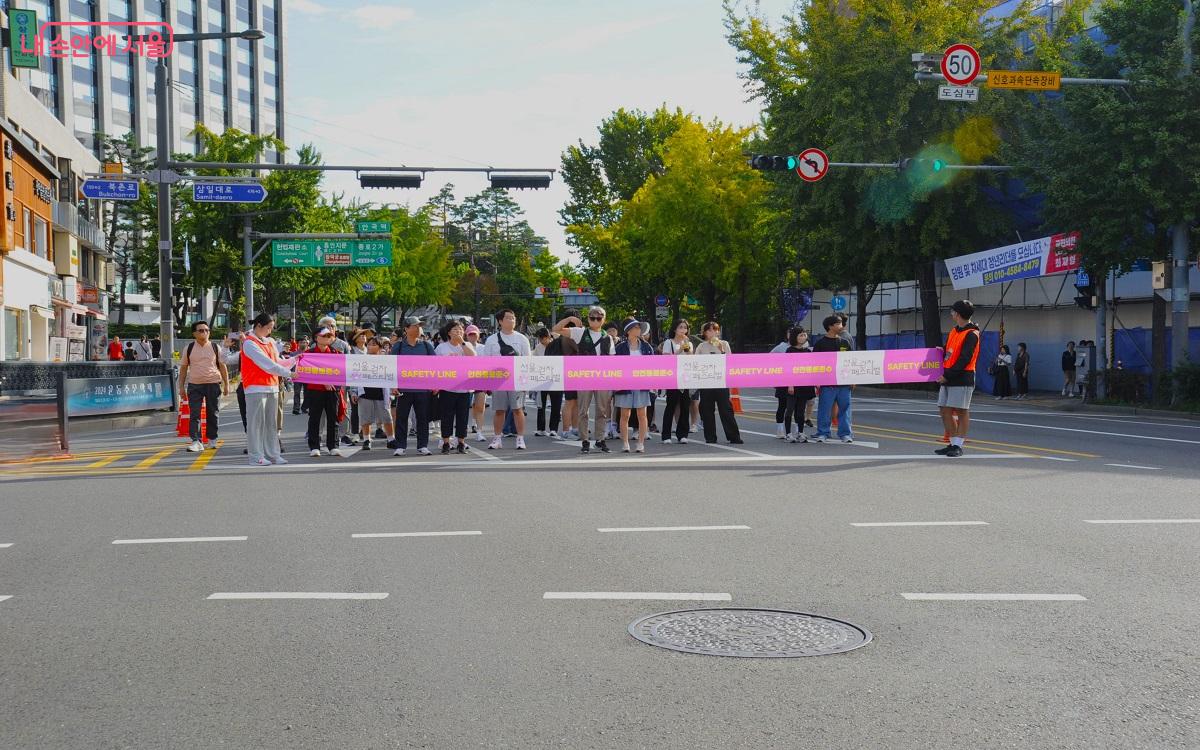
[240, 313, 298, 466]
[552, 305, 615, 453]
[305, 328, 347, 458]
[614, 318, 655, 453]
[479, 308, 532, 450]
[390, 316, 437, 456]
[464, 323, 488, 441]
[936, 300, 980, 458]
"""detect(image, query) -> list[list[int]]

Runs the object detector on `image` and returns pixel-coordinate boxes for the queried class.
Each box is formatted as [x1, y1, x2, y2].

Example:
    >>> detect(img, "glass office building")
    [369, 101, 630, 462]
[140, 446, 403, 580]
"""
[11, 0, 285, 159]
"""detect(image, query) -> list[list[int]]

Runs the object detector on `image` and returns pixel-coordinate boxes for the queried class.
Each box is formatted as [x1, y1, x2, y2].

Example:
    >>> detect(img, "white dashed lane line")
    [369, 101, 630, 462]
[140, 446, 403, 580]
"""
[597, 525, 750, 533]
[207, 592, 388, 600]
[1103, 463, 1161, 470]
[351, 531, 482, 538]
[901, 593, 1087, 602]
[112, 536, 248, 545]
[850, 521, 988, 527]
[543, 592, 732, 601]
[1084, 519, 1200, 525]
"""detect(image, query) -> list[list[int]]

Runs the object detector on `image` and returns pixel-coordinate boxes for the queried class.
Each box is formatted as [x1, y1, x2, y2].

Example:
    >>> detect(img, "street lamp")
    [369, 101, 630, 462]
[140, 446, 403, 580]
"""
[155, 28, 264, 360]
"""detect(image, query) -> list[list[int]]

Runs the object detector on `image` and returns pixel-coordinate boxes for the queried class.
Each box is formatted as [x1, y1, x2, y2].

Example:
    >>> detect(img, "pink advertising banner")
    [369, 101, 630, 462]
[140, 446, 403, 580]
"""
[294, 348, 943, 390]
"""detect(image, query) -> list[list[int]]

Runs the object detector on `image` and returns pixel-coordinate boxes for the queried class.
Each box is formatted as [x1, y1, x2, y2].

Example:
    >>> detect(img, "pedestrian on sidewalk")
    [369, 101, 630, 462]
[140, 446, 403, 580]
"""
[480, 309, 532, 451]
[812, 315, 854, 444]
[356, 335, 396, 452]
[936, 301, 981, 458]
[292, 333, 311, 415]
[696, 320, 742, 444]
[434, 321, 475, 454]
[614, 318, 654, 453]
[659, 319, 693, 444]
[533, 327, 564, 437]
[108, 336, 124, 361]
[553, 306, 614, 454]
[1061, 341, 1077, 397]
[305, 328, 345, 458]
[178, 320, 229, 452]
[391, 316, 437, 456]
[240, 313, 297, 466]
[465, 324, 488, 442]
[782, 328, 815, 442]
[1014, 342, 1030, 399]
[773, 326, 800, 438]
[135, 334, 153, 361]
[992, 344, 1013, 399]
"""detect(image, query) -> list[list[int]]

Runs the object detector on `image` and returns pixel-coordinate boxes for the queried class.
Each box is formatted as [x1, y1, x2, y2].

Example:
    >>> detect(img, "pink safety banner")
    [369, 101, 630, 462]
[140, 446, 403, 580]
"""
[294, 348, 943, 390]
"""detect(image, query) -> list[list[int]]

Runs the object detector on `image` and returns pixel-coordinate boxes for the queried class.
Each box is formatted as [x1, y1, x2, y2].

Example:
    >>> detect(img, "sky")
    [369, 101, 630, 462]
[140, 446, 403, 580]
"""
[283, 0, 795, 263]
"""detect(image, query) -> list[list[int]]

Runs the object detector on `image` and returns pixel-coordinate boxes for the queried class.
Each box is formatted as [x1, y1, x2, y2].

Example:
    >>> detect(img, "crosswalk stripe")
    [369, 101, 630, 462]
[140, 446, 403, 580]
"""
[133, 447, 177, 470]
[187, 440, 224, 471]
[87, 454, 124, 469]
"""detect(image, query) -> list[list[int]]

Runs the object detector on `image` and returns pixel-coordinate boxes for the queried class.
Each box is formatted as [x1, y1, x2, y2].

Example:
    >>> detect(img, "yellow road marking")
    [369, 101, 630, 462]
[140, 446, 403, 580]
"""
[133, 447, 177, 470]
[87, 454, 124, 469]
[187, 440, 223, 471]
[853, 429, 1019, 456]
[856, 423, 1098, 458]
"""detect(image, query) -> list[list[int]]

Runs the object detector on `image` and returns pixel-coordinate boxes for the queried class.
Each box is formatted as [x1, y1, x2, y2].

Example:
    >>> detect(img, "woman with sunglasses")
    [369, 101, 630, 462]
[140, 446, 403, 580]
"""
[659, 319, 693, 444]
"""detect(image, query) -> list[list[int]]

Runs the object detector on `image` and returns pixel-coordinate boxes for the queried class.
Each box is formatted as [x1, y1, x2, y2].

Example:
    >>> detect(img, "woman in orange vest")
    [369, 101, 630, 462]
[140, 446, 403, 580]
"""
[936, 300, 981, 458]
[240, 312, 298, 466]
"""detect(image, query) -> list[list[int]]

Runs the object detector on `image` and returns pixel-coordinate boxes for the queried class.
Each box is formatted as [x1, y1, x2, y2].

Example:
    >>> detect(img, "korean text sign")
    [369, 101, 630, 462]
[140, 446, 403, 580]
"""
[943, 232, 1082, 290]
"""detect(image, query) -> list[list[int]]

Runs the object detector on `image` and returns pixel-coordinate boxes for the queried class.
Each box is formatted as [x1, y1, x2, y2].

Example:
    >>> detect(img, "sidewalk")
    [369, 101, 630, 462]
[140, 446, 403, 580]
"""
[856, 386, 1200, 422]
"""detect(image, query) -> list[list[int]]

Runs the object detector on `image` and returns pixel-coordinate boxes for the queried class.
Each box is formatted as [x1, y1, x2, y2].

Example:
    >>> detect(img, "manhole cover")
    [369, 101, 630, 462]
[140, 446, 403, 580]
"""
[628, 608, 871, 658]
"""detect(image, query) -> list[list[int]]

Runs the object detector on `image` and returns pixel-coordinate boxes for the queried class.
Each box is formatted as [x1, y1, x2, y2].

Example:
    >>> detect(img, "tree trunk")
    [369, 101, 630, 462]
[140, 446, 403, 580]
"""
[736, 269, 748, 351]
[117, 258, 129, 326]
[917, 260, 943, 348]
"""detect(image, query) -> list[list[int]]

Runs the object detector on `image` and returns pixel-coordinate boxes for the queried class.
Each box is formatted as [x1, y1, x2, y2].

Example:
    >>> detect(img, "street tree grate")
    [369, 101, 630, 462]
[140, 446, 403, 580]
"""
[628, 608, 871, 658]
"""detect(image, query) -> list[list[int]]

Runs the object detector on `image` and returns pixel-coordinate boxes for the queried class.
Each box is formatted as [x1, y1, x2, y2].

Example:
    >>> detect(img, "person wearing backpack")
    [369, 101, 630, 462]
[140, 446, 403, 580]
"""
[390, 316, 437, 456]
[178, 320, 230, 452]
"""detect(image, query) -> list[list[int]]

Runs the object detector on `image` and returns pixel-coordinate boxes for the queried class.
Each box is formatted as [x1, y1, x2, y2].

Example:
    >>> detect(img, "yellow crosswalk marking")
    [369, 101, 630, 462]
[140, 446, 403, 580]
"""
[87, 454, 123, 469]
[133, 447, 177, 470]
[187, 440, 223, 471]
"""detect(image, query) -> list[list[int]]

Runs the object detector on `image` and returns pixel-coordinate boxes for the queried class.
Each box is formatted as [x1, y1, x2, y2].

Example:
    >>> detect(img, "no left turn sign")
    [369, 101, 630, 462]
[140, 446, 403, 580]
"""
[795, 148, 829, 182]
[941, 44, 981, 86]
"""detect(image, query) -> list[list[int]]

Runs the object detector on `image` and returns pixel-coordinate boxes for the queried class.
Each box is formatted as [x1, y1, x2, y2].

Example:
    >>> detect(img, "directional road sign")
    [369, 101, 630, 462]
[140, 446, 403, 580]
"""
[938, 85, 979, 102]
[192, 182, 267, 203]
[82, 179, 140, 201]
[654, 294, 669, 307]
[941, 44, 981, 86]
[796, 148, 830, 182]
[355, 220, 392, 234]
[271, 239, 392, 268]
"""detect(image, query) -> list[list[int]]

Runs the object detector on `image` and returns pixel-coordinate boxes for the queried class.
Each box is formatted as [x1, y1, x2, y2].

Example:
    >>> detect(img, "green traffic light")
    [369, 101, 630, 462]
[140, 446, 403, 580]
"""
[787, 155, 798, 171]
[932, 159, 946, 172]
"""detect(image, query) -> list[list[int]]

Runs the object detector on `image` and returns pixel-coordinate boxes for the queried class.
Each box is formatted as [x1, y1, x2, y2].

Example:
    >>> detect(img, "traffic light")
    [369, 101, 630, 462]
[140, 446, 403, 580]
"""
[750, 154, 799, 171]
[360, 173, 423, 189]
[898, 157, 948, 173]
[489, 174, 552, 190]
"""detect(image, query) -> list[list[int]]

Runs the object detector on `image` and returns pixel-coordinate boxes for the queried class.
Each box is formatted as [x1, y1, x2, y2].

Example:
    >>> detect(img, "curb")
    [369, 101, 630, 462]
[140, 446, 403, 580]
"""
[853, 385, 1200, 422]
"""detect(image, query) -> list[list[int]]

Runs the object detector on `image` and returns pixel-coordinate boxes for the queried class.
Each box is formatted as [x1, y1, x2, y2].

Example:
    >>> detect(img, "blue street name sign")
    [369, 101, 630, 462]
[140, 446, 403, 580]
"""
[192, 182, 268, 203]
[82, 179, 140, 200]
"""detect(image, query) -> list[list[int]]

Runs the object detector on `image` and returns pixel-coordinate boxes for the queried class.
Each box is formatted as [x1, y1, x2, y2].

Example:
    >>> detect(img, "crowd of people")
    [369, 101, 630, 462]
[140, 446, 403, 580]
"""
[176, 306, 895, 466]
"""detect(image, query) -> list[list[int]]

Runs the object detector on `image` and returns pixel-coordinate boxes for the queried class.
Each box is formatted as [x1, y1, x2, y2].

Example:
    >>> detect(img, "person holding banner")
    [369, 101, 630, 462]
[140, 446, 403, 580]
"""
[695, 321, 742, 445]
[306, 329, 347, 458]
[936, 301, 981, 458]
[435, 321, 476, 454]
[614, 318, 655, 453]
[392, 316, 437, 456]
[480, 309, 532, 451]
[659, 319, 693, 444]
[241, 313, 297, 466]
[553, 306, 615, 454]
[812, 315, 854, 444]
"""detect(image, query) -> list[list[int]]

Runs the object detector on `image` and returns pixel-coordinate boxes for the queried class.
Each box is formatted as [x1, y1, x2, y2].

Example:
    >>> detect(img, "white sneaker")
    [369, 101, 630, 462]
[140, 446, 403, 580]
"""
[320, 447, 329, 456]
[272, 457, 289, 465]
[249, 457, 270, 466]
[662, 437, 672, 444]
[797, 433, 809, 443]
[475, 432, 486, 442]
[204, 440, 217, 450]
[187, 440, 203, 452]
[331, 448, 345, 457]
[488, 437, 503, 450]
[515, 436, 527, 450]
[393, 448, 405, 456]
[309, 449, 321, 457]
[776, 425, 786, 439]
[786, 433, 797, 443]
[548, 430, 559, 438]
[813, 435, 827, 443]
[417, 447, 432, 456]
[841, 436, 854, 444]
[678, 437, 688, 444]
[690, 424, 698, 433]
[534, 430, 547, 437]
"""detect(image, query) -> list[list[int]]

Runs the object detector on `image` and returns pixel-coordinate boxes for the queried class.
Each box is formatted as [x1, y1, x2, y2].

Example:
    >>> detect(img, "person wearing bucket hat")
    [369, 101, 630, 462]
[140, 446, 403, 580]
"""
[613, 318, 655, 453]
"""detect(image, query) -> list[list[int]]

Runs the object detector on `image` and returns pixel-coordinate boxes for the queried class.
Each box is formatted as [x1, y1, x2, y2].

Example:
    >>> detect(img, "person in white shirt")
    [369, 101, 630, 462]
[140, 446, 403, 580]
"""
[479, 308, 532, 450]
[434, 320, 476, 454]
[134, 335, 153, 361]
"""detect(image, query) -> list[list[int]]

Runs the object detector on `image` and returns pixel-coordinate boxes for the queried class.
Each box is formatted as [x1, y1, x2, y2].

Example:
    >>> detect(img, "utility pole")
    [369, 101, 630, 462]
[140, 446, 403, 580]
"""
[1172, 0, 1195, 398]
[243, 215, 254, 322]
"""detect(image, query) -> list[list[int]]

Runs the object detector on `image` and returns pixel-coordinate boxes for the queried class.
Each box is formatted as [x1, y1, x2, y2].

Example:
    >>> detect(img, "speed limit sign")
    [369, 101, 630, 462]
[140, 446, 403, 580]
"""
[941, 44, 981, 87]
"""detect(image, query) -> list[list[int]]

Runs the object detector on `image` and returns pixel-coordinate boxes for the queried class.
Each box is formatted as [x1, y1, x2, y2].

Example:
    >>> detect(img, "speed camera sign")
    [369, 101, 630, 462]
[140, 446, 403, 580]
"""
[941, 44, 981, 87]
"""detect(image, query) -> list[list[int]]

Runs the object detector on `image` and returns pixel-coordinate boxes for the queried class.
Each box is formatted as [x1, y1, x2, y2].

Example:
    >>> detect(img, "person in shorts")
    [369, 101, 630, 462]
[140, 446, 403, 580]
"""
[936, 300, 981, 458]
[356, 336, 395, 450]
[479, 309, 532, 450]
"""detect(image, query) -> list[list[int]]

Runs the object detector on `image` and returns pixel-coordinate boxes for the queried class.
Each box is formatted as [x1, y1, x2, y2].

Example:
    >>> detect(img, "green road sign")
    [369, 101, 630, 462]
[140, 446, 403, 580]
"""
[271, 239, 393, 268]
[355, 220, 392, 234]
[9, 10, 40, 69]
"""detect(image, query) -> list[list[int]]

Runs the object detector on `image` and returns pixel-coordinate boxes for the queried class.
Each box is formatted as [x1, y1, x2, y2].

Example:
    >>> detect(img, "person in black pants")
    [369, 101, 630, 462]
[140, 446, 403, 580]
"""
[660, 319, 694, 443]
[305, 329, 344, 457]
[391, 316, 436, 456]
[696, 321, 742, 444]
[536, 390, 563, 435]
[1014, 342, 1030, 400]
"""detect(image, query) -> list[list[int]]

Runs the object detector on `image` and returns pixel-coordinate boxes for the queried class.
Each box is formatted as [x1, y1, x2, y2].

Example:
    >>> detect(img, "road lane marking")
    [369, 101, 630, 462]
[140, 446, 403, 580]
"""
[351, 531, 482, 538]
[857, 423, 1098, 457]
[187, 439, 224, 471]
[893, 412, 1200, 446]
[1103, 463, 1161, 470]
[0, 595, 10, 602]
[1084, 519, 1200, 524]
[207, 592, 388, 600]
[693, 441, 772, 458]
[112, 536, 248, 545]
[598, 525, 751, 533]
[851, 521, 988, 527]
[852, 428, 1020, 456]
[901, 593, 1086, 601]
[738, 428, 880, 449]
[0, 543, 12, 548]
[87, 454, 124, 469]
[1041, 457, 1076, 462]
[133, 447, 177, 470]
[543, 592, 732, 601]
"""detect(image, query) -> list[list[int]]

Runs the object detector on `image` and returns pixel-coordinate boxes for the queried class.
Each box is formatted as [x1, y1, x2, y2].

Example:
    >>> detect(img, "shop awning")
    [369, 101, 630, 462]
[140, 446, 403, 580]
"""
[30, 305, 54, 320]
[85, 309, 107, 320]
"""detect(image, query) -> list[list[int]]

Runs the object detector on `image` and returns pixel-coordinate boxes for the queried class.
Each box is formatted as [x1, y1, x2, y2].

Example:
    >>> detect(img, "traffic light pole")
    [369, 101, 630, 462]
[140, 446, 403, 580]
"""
[1171, 1, 1194, 403]
[154, 57, 174, 360]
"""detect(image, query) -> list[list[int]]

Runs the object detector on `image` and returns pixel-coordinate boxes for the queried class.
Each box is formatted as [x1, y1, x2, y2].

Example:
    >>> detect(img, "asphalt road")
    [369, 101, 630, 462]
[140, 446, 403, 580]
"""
[2, 389, 1198, 748]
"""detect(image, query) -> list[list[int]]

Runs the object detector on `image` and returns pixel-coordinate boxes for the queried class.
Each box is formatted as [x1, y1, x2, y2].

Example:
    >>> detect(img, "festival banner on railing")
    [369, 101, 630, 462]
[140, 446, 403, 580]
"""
[294, 348, 943, 390]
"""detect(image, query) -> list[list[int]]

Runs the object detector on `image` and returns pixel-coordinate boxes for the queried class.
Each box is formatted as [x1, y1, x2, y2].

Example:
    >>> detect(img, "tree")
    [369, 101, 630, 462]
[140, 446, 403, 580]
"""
[725, 0, 1035, 346]
[354, 205, 458, 326]
[97, 132, 154, 325]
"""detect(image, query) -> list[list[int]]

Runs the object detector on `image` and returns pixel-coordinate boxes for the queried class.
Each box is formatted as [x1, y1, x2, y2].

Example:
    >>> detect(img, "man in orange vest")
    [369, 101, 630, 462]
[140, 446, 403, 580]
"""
[936, 300, 980, 458]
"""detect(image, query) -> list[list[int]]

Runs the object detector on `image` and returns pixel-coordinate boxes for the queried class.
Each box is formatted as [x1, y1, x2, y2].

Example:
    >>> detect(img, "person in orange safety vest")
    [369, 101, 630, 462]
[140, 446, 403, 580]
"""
[936, 300, 980, 458]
